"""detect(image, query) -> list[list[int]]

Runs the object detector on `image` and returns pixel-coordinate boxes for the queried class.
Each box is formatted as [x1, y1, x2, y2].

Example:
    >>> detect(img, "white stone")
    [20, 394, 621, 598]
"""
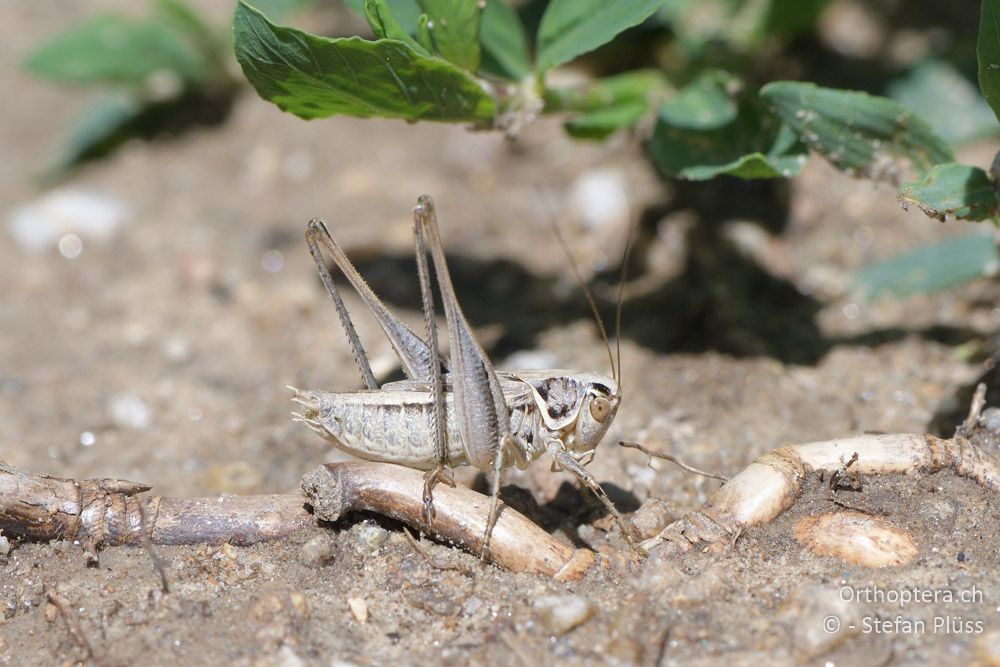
[533, 594, 595, 636]
[7, 188, 128, 251]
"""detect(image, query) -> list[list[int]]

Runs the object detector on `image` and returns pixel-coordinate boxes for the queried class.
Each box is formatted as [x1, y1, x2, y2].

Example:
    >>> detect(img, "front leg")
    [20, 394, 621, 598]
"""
[547, 441, 646, 558]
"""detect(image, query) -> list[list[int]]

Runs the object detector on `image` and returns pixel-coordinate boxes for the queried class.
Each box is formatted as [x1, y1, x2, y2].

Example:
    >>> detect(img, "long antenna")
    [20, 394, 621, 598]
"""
[614, 215, 636, 394]
[540, 194, 617, 383]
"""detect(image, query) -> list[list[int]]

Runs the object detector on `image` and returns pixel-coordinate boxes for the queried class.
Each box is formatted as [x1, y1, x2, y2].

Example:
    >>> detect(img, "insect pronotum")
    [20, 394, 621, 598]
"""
[289, 195, 642, 557]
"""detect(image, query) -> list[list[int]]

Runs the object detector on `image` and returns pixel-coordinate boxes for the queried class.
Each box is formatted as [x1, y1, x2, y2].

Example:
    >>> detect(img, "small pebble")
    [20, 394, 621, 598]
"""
[782, 585, 860, 660]
[347, 597, 368, 624]
[670, 569, 731, 606]
[275, 645, 306, 667]
[571, 169, 629, 234]
[462, 596, 484, 616]
[248, 588, 309, 650]
[638, 559, 684, 593]
[108, 392, 152, 430]
[299, 536, 334, 567]
[163, 338, 192, 364]
[356, 522, 388, 551]
[6, 187, 128, 251]
[982, 407, 1000, 434]
[533, 594, 595, 636]
[407, 585, 460, 616]
[919, 497, 959, 523]
[629, 498, 676, 540]
[604, 636, 644, 664]
[0, 534, 9, 556]
[794, 511, 918, 567]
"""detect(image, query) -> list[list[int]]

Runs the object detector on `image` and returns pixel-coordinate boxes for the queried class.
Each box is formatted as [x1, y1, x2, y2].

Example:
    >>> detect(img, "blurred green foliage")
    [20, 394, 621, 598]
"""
[23, 0, 238, 177]
[22, 0, 311, 178]
[25, 0, 1000, 298]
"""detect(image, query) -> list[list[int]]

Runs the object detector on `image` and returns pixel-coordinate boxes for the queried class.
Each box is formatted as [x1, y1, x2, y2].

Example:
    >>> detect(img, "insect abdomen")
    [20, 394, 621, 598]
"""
[312, 390, 468, 470]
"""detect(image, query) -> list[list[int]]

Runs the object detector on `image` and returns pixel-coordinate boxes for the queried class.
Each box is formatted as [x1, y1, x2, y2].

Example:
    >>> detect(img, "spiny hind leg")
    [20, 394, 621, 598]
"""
[305, 220, 377, 389]
[306, 218, 442, 384]
[414, 195, 515, 560]
[413, 206, 453, 528]
[548, 443, 646, 558]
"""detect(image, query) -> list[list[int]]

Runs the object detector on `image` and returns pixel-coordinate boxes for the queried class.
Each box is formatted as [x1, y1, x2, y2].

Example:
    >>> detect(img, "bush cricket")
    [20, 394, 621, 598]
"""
[289, 195, 643, 557]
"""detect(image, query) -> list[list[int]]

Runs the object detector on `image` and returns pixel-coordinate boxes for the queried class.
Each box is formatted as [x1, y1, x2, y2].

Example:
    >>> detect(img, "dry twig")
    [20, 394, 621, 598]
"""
[0, 463, 312, 548]
[301, 462, 623, 580]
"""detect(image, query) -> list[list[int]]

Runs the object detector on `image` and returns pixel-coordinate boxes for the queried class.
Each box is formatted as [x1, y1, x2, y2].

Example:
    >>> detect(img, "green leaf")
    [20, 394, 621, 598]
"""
[545, 69, 666, 111]
[888, 60, 999, 146]
[549, 70, 666, 138]
[416, 0, 483, 72]
[251, 0, 317, 19]
[536, 0, 664, 73]
[657, 0, 740, 56]
[979, 0, 1000, 123]
[44, 93, 142, 177]
[480, 0, 530, 79]
[658, 0, 826, 58]
[23, 12, 207, 87]
[658, 70, 738, 129]
[365, 0, 431, 55]
[650, 80, 807, 180]
[233, 1, 495, 123]
[155, 0, 230, 75]
[761, 81, 953, 181]
[156, 0, 216, 47]
[565, 101, 647, 139]
[416, 14, 435, 52]
[760, 0, 829, 38]
[855, 233, 999, 298]
[344, 0, 422, 32]
[898, 163, 1000, 222]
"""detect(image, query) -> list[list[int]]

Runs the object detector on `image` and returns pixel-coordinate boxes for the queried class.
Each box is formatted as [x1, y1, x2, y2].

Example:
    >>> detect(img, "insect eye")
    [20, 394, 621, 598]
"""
[590, 396, 611, 422]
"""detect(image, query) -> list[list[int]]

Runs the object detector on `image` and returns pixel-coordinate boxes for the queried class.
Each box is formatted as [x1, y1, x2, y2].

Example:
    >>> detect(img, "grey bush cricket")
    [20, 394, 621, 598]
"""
[289, 195, 643, 557]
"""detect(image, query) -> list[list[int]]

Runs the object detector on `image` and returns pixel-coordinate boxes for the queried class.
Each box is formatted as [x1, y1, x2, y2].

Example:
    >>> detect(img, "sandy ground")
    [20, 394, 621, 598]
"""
[3, 2, 1000, 666]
